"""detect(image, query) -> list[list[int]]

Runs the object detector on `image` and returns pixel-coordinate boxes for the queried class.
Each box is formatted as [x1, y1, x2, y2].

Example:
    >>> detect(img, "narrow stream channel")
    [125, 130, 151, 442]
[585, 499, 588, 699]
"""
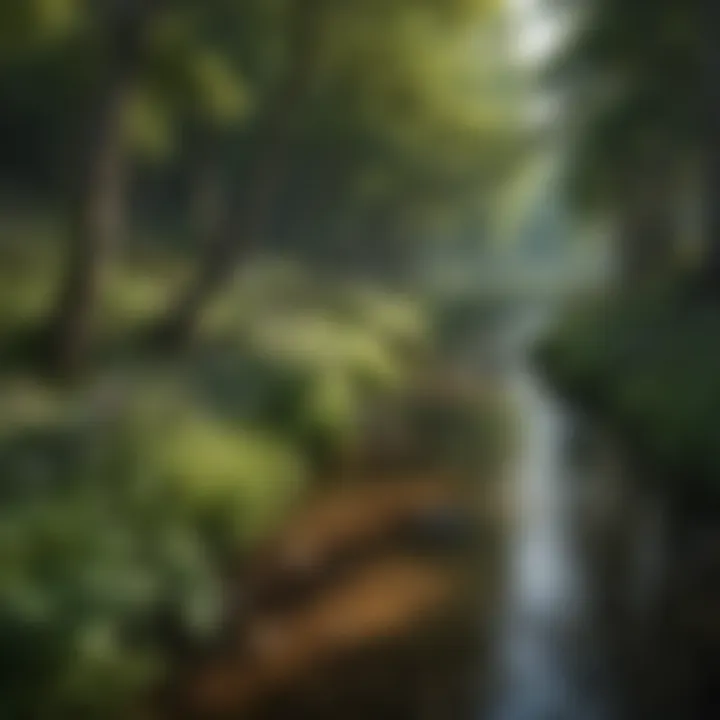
[488, 349, 618, 720]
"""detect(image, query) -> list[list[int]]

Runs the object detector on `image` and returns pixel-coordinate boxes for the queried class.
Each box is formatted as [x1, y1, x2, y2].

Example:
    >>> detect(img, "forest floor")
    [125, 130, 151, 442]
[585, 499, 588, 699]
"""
[159, 475, 505, 720]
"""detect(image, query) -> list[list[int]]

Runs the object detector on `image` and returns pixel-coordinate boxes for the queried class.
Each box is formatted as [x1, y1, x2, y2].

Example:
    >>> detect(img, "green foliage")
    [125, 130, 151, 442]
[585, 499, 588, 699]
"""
[0, 0, 520, 277]
[123, 87, 177, 161]
[146, 407, 306, 546]
[538, 286, 720, 496]
[0, 0, 521, 704]
[556, 0, 701, 213]
[0, 0, 80, 61]
[0, 369, 310, 716]
[339, 288, 430, 352]
[198, 266, 432, 468]
[258, 0, 522, 266]
[0, 391, 222, 718]
[0, 241, 438, 716]
[143, 10, 254, 128]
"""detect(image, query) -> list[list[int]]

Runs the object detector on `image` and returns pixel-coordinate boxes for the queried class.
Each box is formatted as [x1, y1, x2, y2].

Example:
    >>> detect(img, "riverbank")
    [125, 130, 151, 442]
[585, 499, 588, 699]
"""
[158, 474, 506, 719]
[536, 289, 720, 718]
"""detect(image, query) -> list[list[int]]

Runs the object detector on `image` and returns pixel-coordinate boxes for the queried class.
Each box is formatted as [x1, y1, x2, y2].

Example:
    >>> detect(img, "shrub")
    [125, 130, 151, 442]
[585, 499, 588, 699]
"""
[538, 286, 720, 500]
[0, 376, 307, 718]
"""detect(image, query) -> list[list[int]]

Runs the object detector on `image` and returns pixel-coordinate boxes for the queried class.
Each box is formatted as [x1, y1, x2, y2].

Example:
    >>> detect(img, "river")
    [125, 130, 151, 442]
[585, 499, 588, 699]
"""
[488, 345, 620, 720]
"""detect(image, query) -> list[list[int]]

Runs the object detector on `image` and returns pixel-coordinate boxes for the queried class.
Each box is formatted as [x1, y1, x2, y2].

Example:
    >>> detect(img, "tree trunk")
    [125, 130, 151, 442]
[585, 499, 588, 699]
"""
[46, 1, 156, 376]
[151, 0, 325, 348]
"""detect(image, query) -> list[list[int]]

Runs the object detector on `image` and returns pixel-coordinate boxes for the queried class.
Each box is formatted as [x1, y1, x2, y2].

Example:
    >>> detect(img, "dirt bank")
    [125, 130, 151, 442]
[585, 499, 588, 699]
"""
[158, 476, 503, 719]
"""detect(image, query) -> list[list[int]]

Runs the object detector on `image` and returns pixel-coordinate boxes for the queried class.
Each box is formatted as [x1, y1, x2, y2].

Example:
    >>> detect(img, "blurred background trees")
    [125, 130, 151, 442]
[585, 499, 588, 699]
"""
[555, 0, 706, 286]
[0, 0, 519, 371]
[542, 0, 720, 510]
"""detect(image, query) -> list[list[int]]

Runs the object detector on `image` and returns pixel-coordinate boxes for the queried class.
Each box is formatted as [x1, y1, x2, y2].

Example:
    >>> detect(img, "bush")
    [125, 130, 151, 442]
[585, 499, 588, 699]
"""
[538, 286, 720, 499]
[0, 257, 438, 716]
[0, 395, 219, 717]
[0, 374, 316, 717]
[0, 233, 447, 715]
[190, 275, 430, 472]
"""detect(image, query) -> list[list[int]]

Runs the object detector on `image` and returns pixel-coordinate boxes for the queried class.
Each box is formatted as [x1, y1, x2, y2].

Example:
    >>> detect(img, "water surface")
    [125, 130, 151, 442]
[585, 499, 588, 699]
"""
[489, 358, 616, 720]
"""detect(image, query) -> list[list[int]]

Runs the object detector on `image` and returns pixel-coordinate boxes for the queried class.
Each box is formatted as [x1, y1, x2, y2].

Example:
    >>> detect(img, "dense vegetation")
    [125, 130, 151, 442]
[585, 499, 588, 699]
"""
[0, 0, 521, 374]
[540, 0, 720, 503]
[0, 235, 519, 717]
[538, 286, 720, 503]
[0, 2, 520, 712]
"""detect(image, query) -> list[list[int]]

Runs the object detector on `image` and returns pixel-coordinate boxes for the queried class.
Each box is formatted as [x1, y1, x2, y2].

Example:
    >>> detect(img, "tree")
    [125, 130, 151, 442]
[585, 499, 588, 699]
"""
[1, 0, 254, 375]
[553, 0, 706, 285]
[1, 0, 167, 375]
[46, 1, 163, 376]
[151, 0, 332, 346]
[150, 0, 510, 347]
